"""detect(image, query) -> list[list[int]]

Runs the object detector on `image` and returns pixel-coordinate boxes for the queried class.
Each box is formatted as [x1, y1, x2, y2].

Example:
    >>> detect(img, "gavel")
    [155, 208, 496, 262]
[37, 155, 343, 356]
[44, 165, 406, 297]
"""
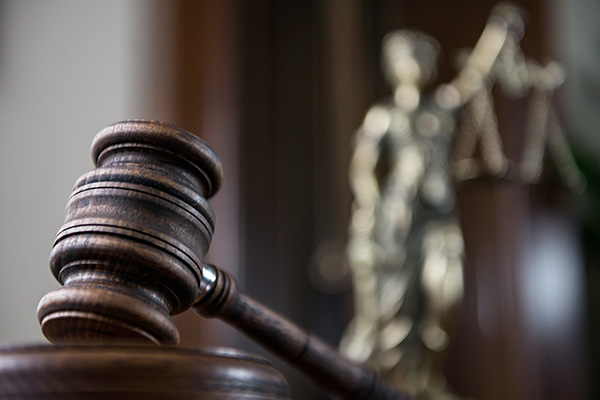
[35, 120, 409, 400]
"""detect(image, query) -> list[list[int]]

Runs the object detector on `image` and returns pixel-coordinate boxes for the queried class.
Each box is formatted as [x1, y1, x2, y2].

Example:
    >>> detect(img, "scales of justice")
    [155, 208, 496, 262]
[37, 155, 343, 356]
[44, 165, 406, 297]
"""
[0, 4, 582, 399]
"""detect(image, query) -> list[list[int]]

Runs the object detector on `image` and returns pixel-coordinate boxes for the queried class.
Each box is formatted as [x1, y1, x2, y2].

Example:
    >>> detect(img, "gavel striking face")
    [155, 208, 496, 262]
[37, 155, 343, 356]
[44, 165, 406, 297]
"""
[37, 120, 223, 345]
[36, 120, 409, 400]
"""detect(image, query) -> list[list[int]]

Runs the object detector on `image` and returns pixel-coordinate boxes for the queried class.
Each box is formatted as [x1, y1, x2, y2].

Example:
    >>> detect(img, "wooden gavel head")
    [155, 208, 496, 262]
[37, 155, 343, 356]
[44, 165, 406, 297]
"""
[37, 120, 224, 346]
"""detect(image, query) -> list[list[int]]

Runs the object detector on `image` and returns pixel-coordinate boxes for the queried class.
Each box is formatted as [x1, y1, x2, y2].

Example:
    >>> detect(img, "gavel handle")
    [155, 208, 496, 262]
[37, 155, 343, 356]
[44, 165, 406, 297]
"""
[193, 265, 411, 400]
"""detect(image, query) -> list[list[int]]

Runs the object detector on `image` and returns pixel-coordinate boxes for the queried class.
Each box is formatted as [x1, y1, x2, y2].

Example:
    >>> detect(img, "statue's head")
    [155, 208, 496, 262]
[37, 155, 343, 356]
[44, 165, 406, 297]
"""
[382, 30, 440, 90]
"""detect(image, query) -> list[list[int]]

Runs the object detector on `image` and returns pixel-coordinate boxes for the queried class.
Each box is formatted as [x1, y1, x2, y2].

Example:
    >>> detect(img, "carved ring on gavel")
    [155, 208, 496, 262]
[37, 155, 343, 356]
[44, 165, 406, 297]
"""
[37, 120, 409, 400]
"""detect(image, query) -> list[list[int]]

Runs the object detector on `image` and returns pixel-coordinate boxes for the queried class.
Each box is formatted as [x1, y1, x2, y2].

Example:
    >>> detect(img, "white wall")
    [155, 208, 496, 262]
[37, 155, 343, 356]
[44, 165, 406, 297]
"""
[0, 0, 171, 344]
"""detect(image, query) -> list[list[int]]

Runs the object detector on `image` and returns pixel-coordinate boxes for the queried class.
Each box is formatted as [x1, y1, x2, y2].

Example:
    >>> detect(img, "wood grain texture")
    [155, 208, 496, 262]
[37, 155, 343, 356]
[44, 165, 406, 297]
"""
[37, 120, 223, 345]
[0, 344, 290, 399]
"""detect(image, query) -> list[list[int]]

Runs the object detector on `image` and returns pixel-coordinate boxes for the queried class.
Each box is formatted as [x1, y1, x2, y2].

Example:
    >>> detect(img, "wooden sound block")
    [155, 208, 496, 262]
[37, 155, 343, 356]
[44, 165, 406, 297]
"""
[0, 344, 290, 399]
